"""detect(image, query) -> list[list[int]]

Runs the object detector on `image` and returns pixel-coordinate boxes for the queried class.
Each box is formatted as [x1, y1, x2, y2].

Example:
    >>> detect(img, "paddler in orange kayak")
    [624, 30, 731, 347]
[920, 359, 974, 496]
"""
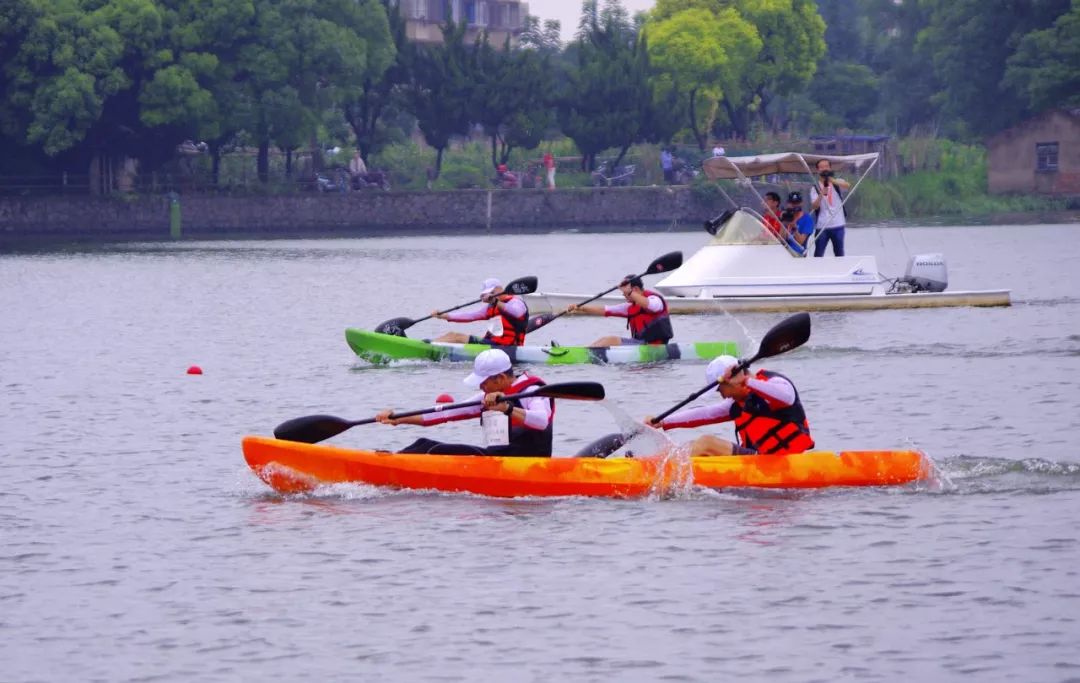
[376, 349, 554, 456]
[649, 355, 815, 456]
[430, 277, 530, 346]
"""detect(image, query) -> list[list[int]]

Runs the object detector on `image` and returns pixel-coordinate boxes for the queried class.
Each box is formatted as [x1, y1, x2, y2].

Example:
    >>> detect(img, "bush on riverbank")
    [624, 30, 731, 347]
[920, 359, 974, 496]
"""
[850, 141, 1067, 218]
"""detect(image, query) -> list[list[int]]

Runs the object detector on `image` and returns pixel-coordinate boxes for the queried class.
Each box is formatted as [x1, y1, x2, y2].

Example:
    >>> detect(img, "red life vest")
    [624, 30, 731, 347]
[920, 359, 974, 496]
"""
[483, 295, 529, 346]
[490, 374, 553, 457]
[626, 290, 674, 344]
[729, 370, 815, 455]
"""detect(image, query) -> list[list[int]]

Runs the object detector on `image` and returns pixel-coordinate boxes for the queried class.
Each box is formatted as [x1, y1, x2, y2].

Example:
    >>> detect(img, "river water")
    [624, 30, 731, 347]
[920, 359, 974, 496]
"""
[2, 223, 1080, 682]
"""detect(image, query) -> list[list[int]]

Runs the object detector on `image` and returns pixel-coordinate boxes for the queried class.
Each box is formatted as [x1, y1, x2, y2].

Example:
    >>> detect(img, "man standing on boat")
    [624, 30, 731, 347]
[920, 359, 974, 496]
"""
[782, 191, 815, 255]
[648, 355, 815, 456]
[375, 349, 554, 457]
[810, 158, 851, 257]
[431, 278, 530, 347]
[563, 274, 675, 347]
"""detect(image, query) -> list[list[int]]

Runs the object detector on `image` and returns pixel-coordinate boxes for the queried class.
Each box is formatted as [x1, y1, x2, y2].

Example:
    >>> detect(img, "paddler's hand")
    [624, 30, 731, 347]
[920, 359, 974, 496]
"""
[565, 304, 579, 315]
[375, 409, 398, 426]
[645, 415, 661, 428]
[432, 310, 447, 320]
[482, 392, 506, 409]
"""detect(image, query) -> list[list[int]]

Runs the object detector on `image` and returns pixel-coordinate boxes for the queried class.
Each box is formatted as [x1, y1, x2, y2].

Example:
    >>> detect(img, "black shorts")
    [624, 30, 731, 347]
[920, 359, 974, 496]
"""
[732, 444, 758, 455]
[467, 336, 497, 346]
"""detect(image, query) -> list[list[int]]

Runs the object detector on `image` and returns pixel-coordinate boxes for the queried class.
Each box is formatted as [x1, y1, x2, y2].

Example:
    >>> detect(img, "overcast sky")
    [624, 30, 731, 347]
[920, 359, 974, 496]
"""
[530, 0, 656, 42]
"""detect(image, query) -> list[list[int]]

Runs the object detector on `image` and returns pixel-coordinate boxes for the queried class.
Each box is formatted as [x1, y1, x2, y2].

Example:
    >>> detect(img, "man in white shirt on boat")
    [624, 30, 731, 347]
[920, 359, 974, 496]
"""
[810, 158, 851, 257]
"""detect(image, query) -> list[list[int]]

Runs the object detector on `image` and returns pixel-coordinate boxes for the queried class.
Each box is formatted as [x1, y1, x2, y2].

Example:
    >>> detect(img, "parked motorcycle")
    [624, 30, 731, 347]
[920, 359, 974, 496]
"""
[316, 168, 350, 193]
[671, 158, 700, 185]
[351, 169, 391, 191]
[591, 160, 636, 187]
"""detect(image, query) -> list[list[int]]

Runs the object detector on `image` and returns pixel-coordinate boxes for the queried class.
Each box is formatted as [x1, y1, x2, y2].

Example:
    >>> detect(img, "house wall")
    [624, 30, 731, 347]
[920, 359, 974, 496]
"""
[988, 110, 1080, 195]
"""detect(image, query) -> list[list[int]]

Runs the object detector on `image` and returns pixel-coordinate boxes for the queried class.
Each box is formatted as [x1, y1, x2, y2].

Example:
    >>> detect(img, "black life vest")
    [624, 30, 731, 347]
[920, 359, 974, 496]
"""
[487, 374, 553, 457]
[626, 290, 674, 344]
[484, 295, 529, 346]
[729, 370, 815, 455]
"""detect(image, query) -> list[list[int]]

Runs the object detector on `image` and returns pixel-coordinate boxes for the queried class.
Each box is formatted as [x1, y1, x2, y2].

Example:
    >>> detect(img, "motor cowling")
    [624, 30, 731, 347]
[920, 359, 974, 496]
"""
[900, 253, 948, 292]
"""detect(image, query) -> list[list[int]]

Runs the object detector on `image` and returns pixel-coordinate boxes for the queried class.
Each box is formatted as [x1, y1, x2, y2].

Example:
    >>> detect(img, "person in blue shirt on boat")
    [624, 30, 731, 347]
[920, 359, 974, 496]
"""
[780, 191, 815, 256]
[375, 349, 555, 457]
[648, 355, 815, 456]
[563, 274, 675, 347]
[430, 277, 530, 346]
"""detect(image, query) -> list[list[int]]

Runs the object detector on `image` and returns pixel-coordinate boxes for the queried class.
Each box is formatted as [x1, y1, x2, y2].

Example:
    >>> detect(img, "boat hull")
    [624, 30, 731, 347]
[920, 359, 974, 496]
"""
[242, 436, 931, 498]
[524, 289, 1011, 314]
[346, 329, 738, 364]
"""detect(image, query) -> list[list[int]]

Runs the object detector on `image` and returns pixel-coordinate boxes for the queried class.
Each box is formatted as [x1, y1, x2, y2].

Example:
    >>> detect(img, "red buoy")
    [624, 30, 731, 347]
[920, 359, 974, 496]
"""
[187, 365, 203, 375]
[435, 393, 454, 403]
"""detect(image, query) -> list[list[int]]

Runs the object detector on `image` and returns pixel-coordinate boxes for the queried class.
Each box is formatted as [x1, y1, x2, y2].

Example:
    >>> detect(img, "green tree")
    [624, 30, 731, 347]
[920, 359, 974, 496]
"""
[342, 0, 401, 161]
[646, 5, 760, 149]
[917, 0, 1071, 137]
[808, 61, 879, 129]
[403, 21, 473, 179]
[470, 34, 555, 169]
[1005, 0, 1080, 111]
[560, 0, 655, 170]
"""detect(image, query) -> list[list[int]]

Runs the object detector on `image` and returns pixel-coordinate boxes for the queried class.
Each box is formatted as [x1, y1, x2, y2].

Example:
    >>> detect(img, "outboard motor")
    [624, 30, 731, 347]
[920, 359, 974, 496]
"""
[898, 253, 948, 292]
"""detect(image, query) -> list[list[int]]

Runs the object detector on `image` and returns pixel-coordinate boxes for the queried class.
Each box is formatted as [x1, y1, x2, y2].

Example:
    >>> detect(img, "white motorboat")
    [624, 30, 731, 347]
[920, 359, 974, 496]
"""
[526, 152, 1010, 314]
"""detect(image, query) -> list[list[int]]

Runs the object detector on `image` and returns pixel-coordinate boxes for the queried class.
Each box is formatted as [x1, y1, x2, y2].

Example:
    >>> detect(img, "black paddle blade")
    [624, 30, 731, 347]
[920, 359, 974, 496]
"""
[647, 251, 683, 275]
[532, 381, 606, 401]
[574, 432, 627, 458]
[274, 414, 355, 444]
[504, 275, 539, 296]
[374, 317, 413, 337]
[526, 313, 556, 333]
[754, 312, 811, 362]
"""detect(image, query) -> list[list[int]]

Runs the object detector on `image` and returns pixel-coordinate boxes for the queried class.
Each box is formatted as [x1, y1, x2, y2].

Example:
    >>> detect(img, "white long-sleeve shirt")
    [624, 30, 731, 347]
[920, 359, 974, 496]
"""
[659, 374, 796, 429]
[421, 375, 552, 432]
[604, 295, 663, 317]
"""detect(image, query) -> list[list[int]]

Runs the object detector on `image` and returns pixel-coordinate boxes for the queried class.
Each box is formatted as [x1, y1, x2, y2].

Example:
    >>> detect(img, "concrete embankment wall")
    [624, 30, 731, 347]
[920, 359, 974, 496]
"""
[0, 187, 737, 245]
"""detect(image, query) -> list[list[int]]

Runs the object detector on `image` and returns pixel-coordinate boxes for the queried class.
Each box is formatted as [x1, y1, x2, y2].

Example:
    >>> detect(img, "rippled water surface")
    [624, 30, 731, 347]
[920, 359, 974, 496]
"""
[3, 223, 1080, 682]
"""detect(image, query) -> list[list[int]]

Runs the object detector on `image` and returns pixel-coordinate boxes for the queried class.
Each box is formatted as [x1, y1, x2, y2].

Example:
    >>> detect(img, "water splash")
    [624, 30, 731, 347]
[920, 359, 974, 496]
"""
[597, 399, 673, 458]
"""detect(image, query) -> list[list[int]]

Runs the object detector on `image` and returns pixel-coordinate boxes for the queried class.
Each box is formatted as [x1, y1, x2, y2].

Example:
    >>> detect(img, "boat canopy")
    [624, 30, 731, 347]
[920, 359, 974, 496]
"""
[702, 152, 880, 181]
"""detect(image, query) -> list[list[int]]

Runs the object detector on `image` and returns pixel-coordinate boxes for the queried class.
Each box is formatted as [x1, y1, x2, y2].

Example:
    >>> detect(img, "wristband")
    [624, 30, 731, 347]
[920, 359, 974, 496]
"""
[503, 403, 514, 416]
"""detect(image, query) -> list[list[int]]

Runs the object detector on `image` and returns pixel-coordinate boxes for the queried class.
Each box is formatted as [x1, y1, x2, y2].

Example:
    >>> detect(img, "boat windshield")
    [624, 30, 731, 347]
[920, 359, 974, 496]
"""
[708, 210, 784, 247]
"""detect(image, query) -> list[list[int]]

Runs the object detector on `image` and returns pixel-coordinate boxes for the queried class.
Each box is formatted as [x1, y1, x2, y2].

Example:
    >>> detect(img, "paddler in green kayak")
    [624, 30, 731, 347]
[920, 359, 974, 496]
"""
[430, 277, 530, 346]
[375, 349, 554, 456]
[649, 355, 815, 456]
[563, 274, 675, 347]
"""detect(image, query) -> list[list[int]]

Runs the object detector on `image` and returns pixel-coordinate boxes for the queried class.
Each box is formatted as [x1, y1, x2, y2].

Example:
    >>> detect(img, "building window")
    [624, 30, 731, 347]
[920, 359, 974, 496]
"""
[1036, 142, 1059, 171]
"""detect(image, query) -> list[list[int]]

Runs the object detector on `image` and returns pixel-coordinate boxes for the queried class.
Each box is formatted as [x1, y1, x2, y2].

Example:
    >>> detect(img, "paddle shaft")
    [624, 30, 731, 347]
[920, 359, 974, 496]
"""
[649, 357, 755, 425]
[382, 275, 538, 333]
[273, 381, 607, 444]
[406, 297, 485, 327]
[527, 252, 681, 333]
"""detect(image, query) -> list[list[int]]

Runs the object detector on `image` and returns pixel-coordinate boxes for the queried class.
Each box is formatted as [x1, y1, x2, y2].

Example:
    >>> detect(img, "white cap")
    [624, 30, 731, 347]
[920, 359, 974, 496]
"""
[706, 355, 740, 385]
[480, 277, 502, 295]
[464, 349, 513, 387]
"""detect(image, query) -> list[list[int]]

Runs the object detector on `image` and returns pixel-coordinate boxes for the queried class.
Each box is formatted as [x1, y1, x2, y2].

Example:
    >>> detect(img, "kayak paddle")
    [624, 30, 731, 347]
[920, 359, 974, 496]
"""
[374, 275, 539, 337]
[274, 381, 606, 445]
[525, 251, 683, 333]
[578, 312, 812, 458]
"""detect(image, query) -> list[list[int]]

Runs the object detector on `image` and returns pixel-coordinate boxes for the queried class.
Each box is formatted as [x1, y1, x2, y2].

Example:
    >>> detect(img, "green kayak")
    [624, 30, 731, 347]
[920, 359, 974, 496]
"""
[346, 329, 738, 365]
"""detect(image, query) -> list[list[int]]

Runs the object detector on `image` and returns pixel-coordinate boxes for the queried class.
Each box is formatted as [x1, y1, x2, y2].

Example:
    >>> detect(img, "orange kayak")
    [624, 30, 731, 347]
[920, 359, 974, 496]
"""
[242, 436, 931, 498]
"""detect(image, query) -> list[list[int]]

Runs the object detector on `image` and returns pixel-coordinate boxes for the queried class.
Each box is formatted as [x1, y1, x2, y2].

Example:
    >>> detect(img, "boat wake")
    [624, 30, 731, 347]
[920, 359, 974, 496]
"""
[931, 455, 1080, 495]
